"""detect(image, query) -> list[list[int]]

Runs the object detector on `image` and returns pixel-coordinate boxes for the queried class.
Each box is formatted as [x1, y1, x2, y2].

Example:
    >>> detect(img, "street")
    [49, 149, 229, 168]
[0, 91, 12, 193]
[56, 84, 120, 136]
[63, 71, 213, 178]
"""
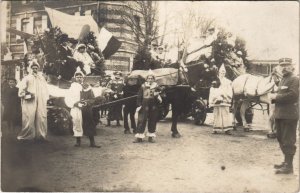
[1, 110, 299, 192]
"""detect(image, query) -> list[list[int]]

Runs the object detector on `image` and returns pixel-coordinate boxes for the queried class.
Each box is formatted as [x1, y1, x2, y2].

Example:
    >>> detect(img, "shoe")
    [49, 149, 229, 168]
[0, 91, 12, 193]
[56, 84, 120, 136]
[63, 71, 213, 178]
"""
[275, 164, 293, 174]
[124, 130, 132, 134]
[74, 144, 80, 147]
[148, 137, 155, 143]
[90, 144, 101, 148]
[267, 132, 277, 139]
[225, 130, 232, 135]
[274, 162, 286, 169]
[212, 131, 218, 134]
[133, 138, 143, 143]
[244, 127, 250, 132]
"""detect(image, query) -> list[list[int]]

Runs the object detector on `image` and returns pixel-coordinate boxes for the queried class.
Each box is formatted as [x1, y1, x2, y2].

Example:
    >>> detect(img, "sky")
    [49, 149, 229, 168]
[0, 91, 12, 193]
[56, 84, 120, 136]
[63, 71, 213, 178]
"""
[158, 1, 299, 65]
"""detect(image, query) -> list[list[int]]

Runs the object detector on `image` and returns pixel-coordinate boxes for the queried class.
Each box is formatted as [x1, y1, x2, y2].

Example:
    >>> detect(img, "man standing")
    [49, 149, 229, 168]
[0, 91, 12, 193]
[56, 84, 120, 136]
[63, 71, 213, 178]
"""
[106, 71, 124, 126]
[2, 78, 21, 133]
[17, 61, 49, 141]
[269, 58, 299, 174]
[65, 70, 100, 148]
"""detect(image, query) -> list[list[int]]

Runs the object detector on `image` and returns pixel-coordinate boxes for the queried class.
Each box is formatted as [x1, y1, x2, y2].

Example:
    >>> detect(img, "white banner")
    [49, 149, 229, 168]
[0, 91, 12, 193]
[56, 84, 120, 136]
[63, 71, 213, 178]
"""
[45, 7, 99, 39]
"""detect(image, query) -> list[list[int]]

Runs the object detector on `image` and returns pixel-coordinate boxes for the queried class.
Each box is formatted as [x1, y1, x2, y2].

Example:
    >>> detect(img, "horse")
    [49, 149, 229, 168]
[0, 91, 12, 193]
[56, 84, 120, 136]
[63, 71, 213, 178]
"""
[231, 69, 282, 132]
[162, 62, 220, 137]
[123, 75, 144, 134]
[123, 61, 219, 138]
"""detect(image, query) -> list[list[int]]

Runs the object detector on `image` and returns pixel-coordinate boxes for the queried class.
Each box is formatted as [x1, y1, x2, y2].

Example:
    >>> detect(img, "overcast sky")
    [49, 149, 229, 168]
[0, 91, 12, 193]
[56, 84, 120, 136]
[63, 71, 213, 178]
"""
[158, 1, 299, 64]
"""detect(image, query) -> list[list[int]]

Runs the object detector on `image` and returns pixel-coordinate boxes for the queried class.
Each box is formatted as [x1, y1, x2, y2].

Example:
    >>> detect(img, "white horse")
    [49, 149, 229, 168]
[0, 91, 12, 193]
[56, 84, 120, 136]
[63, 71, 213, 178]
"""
[231, 68, 282, 132]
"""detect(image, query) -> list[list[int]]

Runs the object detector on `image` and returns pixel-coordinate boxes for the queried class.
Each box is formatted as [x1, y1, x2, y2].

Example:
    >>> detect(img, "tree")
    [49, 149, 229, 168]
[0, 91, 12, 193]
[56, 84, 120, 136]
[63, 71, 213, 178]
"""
[122, 1, 159, 70]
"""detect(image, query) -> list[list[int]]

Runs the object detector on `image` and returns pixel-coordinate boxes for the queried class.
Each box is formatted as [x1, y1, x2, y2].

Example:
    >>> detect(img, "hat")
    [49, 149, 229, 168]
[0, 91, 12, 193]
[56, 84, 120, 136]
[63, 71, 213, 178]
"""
[29, 60, 40, 69]
[59, 34, 69, 43]
[73, 68, 85, 78]
[236, 51, 243, 56]
[219, 64, 226, 73]
[87, 44, 95, 50]
[113, 71, 122, 76]
[77, 44, 86, 50]
[146, 69, 155, 79]
[7, 77, 16, 82]
[279, 58, 292, 66]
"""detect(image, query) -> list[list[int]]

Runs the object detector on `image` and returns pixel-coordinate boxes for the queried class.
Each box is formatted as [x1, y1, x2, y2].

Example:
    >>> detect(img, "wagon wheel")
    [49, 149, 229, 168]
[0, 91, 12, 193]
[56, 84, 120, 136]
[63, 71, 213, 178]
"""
[193, 108, 207, 125]
[192, 100, 207, 125]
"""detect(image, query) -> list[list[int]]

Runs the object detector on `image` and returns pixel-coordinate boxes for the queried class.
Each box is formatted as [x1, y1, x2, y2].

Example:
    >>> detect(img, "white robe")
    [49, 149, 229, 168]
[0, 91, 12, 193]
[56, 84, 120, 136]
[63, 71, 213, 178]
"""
[73, 51, 94, 75]
[209, 77, 233, 131]
[17, 73, 49, 140]
[65, 82, 84, 137]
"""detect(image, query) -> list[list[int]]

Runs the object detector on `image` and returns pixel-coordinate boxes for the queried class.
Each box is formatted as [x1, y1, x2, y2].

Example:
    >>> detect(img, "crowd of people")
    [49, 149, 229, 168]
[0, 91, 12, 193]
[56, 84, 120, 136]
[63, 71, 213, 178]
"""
[1, 57, 298, 175]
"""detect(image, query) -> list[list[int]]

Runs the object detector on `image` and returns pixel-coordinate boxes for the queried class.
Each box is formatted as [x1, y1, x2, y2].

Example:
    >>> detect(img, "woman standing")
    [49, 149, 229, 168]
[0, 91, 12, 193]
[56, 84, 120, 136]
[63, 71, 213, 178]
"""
[209, 64, 233, 135]
[134, 71, 162, 143]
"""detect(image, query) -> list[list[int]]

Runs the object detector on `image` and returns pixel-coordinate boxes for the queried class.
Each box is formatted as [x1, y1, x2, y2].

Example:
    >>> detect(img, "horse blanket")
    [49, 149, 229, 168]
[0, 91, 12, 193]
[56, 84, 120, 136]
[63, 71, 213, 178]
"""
[128, 68, 179, 86]
[232, 74, 275, 97]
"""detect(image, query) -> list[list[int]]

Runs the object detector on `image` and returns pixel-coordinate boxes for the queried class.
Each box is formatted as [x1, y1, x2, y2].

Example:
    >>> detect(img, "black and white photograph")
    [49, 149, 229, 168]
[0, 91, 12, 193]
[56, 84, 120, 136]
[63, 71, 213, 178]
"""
[0, 1, 299, 192]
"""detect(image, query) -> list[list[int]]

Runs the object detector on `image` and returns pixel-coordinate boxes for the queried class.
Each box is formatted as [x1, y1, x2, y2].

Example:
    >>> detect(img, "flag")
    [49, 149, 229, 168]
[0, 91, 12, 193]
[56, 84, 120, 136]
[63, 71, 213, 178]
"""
[97, 27, 122, 59]
[45, 7, 98, 40]
[45, 7, 121, 59]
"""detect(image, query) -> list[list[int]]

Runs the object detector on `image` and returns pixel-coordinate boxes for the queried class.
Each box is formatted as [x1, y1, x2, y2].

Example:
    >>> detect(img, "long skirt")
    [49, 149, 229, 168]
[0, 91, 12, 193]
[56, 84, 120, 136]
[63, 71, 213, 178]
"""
[213, 106, 232, 132]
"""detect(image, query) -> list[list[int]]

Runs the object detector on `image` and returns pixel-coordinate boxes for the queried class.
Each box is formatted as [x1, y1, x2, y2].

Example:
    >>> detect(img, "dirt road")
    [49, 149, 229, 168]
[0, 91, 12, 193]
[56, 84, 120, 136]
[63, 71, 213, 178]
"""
[1, 110, 299, 192]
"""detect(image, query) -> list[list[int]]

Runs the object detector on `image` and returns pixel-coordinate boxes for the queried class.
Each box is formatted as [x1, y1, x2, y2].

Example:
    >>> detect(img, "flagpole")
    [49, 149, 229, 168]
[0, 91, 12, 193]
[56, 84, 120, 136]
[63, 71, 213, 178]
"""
[97, 1, 100, 24]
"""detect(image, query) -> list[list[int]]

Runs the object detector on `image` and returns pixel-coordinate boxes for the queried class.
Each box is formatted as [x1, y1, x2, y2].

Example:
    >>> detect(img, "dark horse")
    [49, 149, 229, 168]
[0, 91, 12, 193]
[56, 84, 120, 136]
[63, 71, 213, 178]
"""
[123, 61, 219, 137]
[123, 75, 144, 134]
[164, 62, 219, 137]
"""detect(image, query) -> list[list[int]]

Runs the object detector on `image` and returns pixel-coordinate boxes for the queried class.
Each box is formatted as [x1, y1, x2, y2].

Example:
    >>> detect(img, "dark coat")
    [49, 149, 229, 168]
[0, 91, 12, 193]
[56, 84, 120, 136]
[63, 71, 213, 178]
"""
[2, 86, 21, 125]
[273, 73, 299, 120]
[107, 79, 124, 121]
[58, 46, 81, 81]
[81, 89, 97, 136]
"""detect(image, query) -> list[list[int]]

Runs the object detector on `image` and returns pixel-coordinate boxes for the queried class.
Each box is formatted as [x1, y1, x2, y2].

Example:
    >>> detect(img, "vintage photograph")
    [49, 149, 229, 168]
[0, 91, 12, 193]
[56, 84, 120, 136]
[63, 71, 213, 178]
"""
[0, 1, 299, 192]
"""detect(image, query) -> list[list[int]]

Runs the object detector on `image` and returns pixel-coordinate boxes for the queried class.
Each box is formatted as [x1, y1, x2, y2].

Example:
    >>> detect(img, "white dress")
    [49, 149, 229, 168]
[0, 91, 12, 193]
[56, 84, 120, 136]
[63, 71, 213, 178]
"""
[209, 77, 233, 132]
[73, 51, 94, 75]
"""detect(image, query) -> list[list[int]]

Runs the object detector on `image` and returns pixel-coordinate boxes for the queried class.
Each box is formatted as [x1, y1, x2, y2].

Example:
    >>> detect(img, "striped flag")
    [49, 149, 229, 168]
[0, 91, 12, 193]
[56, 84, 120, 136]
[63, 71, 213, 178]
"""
[97, 27, 122, 59]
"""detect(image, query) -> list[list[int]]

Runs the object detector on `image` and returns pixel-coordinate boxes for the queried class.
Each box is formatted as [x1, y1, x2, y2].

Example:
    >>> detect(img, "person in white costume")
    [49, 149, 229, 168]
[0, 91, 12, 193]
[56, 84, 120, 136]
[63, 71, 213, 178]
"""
[65, 69, 101, 148]
[73, 44, 95, 75]
[209, 64, 233, 135]
[17, 61, 49, 141]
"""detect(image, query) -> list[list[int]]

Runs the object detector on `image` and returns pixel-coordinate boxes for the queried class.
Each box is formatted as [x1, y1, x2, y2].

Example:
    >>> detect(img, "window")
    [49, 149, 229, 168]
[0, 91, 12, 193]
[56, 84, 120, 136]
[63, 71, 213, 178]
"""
[21, 18, 30, 33]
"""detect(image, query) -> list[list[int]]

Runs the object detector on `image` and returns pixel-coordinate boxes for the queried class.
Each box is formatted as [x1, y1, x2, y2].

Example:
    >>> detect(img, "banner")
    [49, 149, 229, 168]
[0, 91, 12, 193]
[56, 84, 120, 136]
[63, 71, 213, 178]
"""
[45, 7, 98, 40]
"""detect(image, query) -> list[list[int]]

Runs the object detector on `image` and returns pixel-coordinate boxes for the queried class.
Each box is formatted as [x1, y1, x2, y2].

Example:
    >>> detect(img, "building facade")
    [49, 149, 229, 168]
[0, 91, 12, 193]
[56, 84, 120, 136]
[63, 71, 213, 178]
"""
[5, 0, 138, 72]
[249, 60, 279, 77]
